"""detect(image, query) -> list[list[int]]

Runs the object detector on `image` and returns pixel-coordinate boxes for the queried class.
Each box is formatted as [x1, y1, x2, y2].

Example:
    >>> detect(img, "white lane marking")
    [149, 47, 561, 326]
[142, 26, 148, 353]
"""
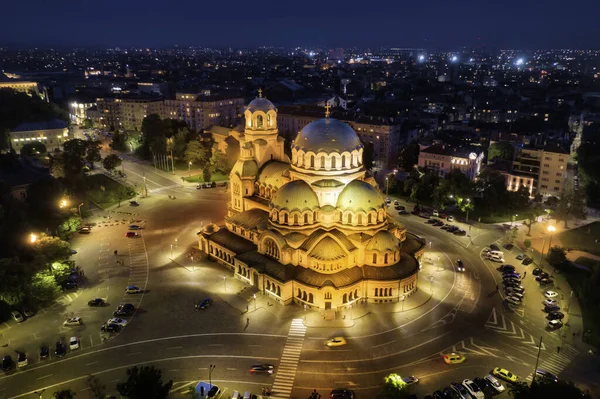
[166, 346, 183, 350]
[36, 374, 53, 380]
[127, 352, 142, 356]
[86, 361, 98, 366]
[372, 340, 396, 349]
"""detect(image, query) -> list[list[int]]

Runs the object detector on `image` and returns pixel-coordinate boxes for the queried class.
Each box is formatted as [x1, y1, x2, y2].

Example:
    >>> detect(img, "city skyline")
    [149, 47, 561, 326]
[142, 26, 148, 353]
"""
[2, 0, 599, 49]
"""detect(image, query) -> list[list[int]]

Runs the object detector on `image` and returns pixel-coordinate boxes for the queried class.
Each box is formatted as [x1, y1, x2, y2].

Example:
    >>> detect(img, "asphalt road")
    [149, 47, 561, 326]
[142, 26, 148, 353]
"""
[1, 155, 596, 399]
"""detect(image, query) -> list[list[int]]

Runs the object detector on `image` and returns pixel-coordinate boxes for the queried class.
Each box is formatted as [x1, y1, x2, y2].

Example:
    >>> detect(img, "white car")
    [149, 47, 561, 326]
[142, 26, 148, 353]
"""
[484, 374, 505, 393]
[543, 299, 559, 307]
[544, 291, 558, 299]
[11, 310, 24, 323]
[63, 317, 83, 326]
[128, 225, 142, 230]
[506, 296, 520, 306]
[69, 336, 79, 350]
[125, 286, 141, 294]
[107, 317, 128, 326]
[447, 216, 454, 222]
[462, 379, 485, 399]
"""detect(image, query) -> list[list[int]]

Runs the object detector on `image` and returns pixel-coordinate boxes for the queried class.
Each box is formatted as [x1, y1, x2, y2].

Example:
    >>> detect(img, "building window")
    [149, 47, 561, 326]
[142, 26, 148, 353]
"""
[373, 253, 377, 264]
[320, 156, 325, 169]
[304, 214, 309, 224]
[324, 292, 332, 300]
[331, 156, 336, 169]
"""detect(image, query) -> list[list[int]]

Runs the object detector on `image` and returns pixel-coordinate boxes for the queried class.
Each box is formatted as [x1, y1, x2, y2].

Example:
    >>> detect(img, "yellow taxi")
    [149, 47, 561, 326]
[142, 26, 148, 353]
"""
[326, 337, 347, 347]
[492, 367, 518, 383]
[442, 352, 466, 364]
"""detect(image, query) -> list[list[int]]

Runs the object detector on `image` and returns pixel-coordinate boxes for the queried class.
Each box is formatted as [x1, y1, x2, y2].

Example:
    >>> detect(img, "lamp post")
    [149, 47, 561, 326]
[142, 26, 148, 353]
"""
[385, 176, 389, 197]
[223, 275, 227, 291]
[34, 389, 45, 399]
[170, 244, 173, 259]
[59, 198, 68, 209]
[429, 275, 434, 294]
[208, 364, 216, 390]
[547, 225, 556, 255]
[78, 202, 84, 218]
[401, 294, 406, 311]
[188, 161, 192, 177]
[465, 198, 471, 223]
[253, 293, 257, 310]
[30, 233, 37, 244]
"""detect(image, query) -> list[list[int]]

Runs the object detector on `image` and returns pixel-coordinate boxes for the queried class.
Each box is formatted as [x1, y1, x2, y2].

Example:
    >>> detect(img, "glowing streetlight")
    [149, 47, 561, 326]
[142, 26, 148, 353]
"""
[30, 233, 37, 244]
[385, 176, 389, 197]
[547, 225, 556, 252]
[401, 294, 406, 311]
[253, 293, 257, 310]
[59, 198, 69, 209]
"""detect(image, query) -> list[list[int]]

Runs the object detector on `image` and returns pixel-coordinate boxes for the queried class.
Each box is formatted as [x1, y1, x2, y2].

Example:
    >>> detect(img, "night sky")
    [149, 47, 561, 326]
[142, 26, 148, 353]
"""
[2, 0, 599, 49]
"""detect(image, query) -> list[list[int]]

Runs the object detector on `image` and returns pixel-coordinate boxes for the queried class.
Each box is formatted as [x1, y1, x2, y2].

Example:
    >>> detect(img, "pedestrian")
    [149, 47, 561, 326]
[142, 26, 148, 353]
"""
[246, 305, 249, 312]
[114, 250, 118, 256]
[523, 271, 527, 278]
[557, 346, 561, 354]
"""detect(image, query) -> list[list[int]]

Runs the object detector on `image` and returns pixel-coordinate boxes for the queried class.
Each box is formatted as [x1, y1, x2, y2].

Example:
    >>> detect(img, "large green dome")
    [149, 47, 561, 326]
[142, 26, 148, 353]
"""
[292, 118, 362, 154]
[271, 180, 320, 211]
[337, 180, 385, 212]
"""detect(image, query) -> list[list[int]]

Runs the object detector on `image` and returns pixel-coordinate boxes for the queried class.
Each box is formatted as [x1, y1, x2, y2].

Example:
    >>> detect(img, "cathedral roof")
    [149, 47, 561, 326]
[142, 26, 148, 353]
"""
[309, 237, 347, 261]
[366, 230, 399, 252]
[231, 159, 258, 178]
[337, 180, 385, 212]
[257, 161, 290, 188]
[300, 229, 357, 253]
[246, 97, 276, 113]
[292, 118, 362, 154]
[271, 180, 319, 211]
[311, 179, 345, 188]
[226, 208, 270, 230]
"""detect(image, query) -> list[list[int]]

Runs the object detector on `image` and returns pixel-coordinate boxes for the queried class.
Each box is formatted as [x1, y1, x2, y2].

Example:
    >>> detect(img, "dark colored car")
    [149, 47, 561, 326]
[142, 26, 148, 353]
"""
[539, 278, 554, 286]
[39, 345, 49, 360]
[535, 369, 558, 383]
[548, 311, 565, 320]
[2, 355, 13, 371]
[454, 230, 467, 236]
[522, 257, 533, 265]
[433, 220, 445, 226]
[503, 243, 514, 250]
[196, 298, 214, 310]
[490, 244, 500, 251]
[395, 205, 405, 211]
[535, 272, 550, 281]
[498, 264, 515, 272]
[113, 304, 135, 316]
[447, 226, 459, 233]
[55, 341, 66, 357]
[544, 305, 560, 313]
[532, 268, 543, 275]
[62, 281, 78, 290]
[442, 387, 456, 398]
[101, 323, 121, 333]
[431, 391, 444, 399]
[249, 364, 274, 374]
[450, 382, 469, 398]
[129, 200, 139, 206]
[88, 298, 105, 307]
[426, 219, 438, 224]
[473, 377, 492, 393]
[398, 210, 409, 215]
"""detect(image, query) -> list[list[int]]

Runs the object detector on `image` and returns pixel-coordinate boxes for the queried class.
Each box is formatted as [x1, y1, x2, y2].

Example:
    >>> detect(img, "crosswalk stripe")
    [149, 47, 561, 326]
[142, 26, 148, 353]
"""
[271, 318, 306, 398]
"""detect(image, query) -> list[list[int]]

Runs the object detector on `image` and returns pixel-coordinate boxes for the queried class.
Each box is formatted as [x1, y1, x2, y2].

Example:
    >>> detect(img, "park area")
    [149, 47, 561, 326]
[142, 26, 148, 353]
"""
[84, 174, 137, 209]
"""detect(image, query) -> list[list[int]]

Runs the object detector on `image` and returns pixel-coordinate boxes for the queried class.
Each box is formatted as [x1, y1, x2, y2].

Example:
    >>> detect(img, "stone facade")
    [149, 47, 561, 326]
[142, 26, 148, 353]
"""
[198, 96, 423, 310]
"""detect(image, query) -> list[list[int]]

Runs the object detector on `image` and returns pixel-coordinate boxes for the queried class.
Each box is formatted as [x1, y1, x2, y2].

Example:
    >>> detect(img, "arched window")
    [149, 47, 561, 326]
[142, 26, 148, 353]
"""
[347, 214, 352, 224]
[293, 214, 299, 225]
[355, 289, 358, 298]
[283, 213, 288, 224]
[297, 288, 302, 298]
[304, 214, 309, 224]
[320, 156, 325, 169]
[264, 238, 280, 259]
[310, 155, 315, 168]
[343, 293, 347, 303]
[256, 115, 263, 128]
[342, 155, 347, 168]
[358, 214, 363, 225]
[308, 293, 314, 303]
[302, 291, 307, 301]
[267, 114, 272, 127]
[384, 253, 388, 263]
[277, 286, 281, 296]
[373, 253, 377, 264]
[331, 156, 336, 169]
[375, 288, 379, 297]
[368, 213, 373, 224]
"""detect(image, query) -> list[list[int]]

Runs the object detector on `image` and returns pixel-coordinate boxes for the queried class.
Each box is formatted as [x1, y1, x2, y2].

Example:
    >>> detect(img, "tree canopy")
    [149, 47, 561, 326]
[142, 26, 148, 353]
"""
[102, 154, 122, 173]
[116, 366, 173, 399]
[399, 139, 420, 171]
[488, 141, 515, 162]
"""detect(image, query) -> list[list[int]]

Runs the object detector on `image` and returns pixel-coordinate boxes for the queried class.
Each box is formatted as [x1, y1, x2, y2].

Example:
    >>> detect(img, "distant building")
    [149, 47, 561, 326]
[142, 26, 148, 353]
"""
[163, 92, 244, 132]
[417, 143, 484, 181]
[0, 80, 39, 97]
[96, 95, 164, 131]
[9, 120, 70, 154]
[510, 145, 569, 196]
[69, 96, 97, 124]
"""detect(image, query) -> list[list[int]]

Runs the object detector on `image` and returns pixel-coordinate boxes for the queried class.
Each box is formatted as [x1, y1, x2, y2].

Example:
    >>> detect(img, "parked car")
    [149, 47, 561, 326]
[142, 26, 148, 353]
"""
[55, 341, 66, 357]
[506, 297, 521, 306]
[101, 323, 121, 333]
[505, 286, 525, 294]
[79, 227, 91, 234]
[454, 229, 467, 236]
[106, 317, 128, 326]
[522, 257, 533, 265]
[544, 291, 559, 299]
[484, 374, 505, 393]
[326, 337, 347, 347]
[490, 244, 500, 251]
[17, 352, 28, 368]
[456, 260, 465, 272]
[544, 304, 561, 313]
[128, 225, 142, 230]
[447, 216, 455, 222]
[398, 210, 409, 215]
[535, 272, 550, 281]
[125, 231, 139, 238]
[196, 298, 214, 310]
[129, 200, 139, 206]
[69, 336, 79, 350]
[63, 317, 83, 326]
[113, 303, 135, 316]
[516, 253, 525, 260]
[535, 369, 558, 383]
[462, 379, 485, 399]
[2, 355, 13, 371]
[503, 243, 514, 250]
[88, 298, 105, 307]
[498, 264, 515, 272]
[539, 278, 554, 286]
[548, 320, 563, 330]
[39, 345, 49, 360]
[10, 310, 24, 323]
[543, 299, 559, 307]
[547, 311, 564, 320]
[329, 388, 355, 399]
[450, 382, 469, 398]
[532, 267, 543, 275]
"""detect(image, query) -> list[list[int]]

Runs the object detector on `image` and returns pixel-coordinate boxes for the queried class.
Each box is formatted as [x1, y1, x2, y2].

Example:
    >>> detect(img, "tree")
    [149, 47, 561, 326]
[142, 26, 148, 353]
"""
[58, 216, 82, 239]
[210, 150, 231, 175]
[0, 257, 30, 305]
[53, 389, 76, 399]
[509, 379, 590, 398]
[115, 185, 130, 208]
[28, 272, 61, 305]
[170, 129, 188, 160]
[488, 142, 515, 162]
[50, 152, 66, 178]
[112, 131, 128, 152]
[185, 386, 201, 399]
[85, 140, 102, 169]
[524, 239, 532, 250]
[377, 373, 411, 399]
[547, 246, 567, 266]
[116, 366, 173, 399]
[184, 140, 210, 168]
[102, 154, 122, 173]
[85, 375, 107, 399]
[555, 189, 587, 228]
[62, 139, 89, 176]
[522, 211, 539, 236]
[203, 167, 212, 183]
[32, 234, 72, 266]
[140, 114, 166, 158]
[20, 141, 47, 156]
[362, 140, 375, 170]
[399, 139, 419, 171]
[82, 118, 93, 129]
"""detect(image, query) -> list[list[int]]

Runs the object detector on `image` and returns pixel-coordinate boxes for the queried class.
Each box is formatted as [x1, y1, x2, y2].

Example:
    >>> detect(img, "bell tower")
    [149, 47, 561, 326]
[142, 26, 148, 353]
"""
[243, 89, 285, 167]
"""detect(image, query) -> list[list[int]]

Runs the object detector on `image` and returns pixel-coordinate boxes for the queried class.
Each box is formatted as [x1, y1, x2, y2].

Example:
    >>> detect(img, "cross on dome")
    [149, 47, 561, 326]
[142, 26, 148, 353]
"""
[258, 88, 263, 98]
[324, 103, 331, 118]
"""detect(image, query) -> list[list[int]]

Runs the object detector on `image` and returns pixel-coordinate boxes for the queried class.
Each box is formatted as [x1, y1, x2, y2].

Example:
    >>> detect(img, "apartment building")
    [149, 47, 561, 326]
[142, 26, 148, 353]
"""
[510, 145, 569, 196]
[9, 120, 70, 154]
[417, 143, 484, 181]
[0, 80, 39, 96]
[277, 105, 401, 168]
[163, 92, 244, 132]
[96, 95, 164, 131]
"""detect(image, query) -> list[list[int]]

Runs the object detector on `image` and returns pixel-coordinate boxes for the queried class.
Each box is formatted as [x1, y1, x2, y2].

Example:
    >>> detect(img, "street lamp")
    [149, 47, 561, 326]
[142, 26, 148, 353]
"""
[465, 198, 471, 223]
[253, 293, 257, 310]
[78, 202, 84, 218]
[546, 225, 556, 260]
[401, 294, 406, 311]
[223, 275, 227, 291]
[385, 176, 389, 197]
[59, 198, 68, 209]
[34, 389, 45, 399]
[429, 275, 434, 293]
[30, 233, 37, 244]
[208, 364, 216, 390]
[170, 244, 173, 259]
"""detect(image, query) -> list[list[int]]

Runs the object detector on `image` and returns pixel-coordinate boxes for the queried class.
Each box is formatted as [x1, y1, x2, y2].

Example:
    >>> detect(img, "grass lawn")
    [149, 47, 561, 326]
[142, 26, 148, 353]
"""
[183, 172, 229, 183]
[84, 174, 137, 209]
[555, 221, 600, 256]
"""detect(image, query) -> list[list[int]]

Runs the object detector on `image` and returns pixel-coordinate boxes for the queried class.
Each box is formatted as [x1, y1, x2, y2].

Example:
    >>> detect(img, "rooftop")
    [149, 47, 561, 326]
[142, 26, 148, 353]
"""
[10, 119, 68, 132]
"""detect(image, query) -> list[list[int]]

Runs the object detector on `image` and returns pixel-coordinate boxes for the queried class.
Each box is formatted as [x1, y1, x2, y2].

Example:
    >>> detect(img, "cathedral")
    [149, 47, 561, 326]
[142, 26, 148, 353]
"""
[198, 93, 424, 310]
